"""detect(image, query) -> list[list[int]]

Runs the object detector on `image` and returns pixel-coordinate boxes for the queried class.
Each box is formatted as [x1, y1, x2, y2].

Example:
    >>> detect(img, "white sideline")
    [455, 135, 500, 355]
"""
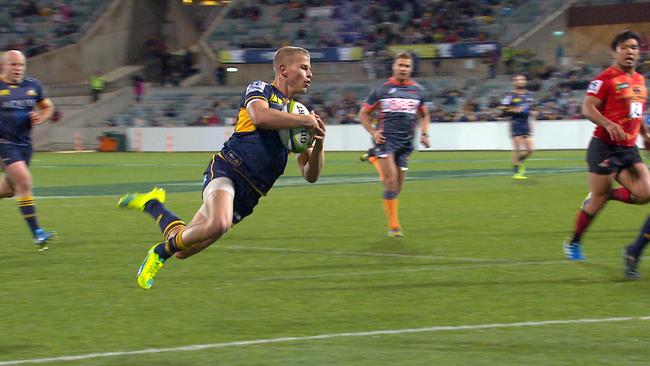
[1, 316, 649, 365]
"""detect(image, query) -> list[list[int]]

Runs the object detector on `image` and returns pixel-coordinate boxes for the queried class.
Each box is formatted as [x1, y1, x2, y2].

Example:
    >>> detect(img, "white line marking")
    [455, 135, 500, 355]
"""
[0, 316, 647, 365]
[250, 258, 575, 282]
[220, 245, 494, 262]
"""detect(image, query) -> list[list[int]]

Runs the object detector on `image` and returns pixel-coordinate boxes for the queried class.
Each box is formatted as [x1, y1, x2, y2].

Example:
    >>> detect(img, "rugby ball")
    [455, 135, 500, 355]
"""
[280, 100, 313, 153]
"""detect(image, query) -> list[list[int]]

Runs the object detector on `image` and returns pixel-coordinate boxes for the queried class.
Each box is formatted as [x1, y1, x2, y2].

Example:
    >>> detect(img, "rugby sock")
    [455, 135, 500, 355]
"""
[610, 187, 634, 204]
[154, 229, 188, 260]
[626, 216, 650, 258]
[571, 210, 594, 244]
[16, 196, 40, 236]
[368, 156, 384, 181]
[383, 191, 400, 229]
[143, 200, 185, 239]
[513, 164, 519, 174]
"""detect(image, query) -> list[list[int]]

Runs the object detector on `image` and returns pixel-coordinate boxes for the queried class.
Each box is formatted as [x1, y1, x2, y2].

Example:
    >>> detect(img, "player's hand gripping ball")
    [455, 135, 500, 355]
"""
[280, 101, 314, 153]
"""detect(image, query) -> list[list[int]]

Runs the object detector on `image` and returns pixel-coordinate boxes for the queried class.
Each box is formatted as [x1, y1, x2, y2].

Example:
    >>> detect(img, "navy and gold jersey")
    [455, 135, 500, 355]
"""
[501, 91, 534, 124]
[0, 76, 45, 146]
[218, 80, 290, 195]
[361, 77, 427, 145]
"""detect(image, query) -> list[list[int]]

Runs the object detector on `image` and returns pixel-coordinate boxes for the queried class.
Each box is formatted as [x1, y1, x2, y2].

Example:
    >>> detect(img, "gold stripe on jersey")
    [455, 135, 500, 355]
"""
[209, 153, 217, 181]
[235, 107, 256, 133]
[236, 96, 268, 133]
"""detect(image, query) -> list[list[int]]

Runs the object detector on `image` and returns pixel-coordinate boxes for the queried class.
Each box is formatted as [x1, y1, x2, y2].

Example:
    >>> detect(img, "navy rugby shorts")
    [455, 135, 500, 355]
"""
[375, 137, 413, 170]
[0, 143, 32, 167]
[202, 154, 261, 225]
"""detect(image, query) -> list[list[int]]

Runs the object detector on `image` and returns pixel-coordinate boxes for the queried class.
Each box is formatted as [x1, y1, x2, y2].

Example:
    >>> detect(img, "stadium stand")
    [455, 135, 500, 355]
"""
[38, 0, 647, 153]
[1, 0, 110, 57]
[105, 73, 589, 127]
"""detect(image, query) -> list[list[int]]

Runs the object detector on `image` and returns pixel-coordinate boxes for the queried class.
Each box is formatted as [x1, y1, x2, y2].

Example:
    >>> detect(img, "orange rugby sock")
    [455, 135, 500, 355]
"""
[382, 198, 401, 230]
[368, 157, 384, 181]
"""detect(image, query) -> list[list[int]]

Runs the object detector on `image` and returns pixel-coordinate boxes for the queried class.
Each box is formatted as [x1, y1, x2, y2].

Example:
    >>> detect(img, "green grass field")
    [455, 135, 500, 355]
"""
[2, 150, 650, 365]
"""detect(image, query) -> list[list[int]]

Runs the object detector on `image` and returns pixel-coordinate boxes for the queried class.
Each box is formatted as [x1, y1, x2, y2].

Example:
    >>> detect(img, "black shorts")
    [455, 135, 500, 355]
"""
[375, 137, 413, 170]
[586, 137, 643, 175]
[0, 143, 32, 168]
[202, 154, 261, 225]
[511, 121, 531, 137]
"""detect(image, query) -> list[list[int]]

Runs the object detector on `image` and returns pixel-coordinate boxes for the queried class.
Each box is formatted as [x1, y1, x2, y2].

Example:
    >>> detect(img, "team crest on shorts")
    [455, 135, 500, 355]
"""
[598, 158, 610, 168]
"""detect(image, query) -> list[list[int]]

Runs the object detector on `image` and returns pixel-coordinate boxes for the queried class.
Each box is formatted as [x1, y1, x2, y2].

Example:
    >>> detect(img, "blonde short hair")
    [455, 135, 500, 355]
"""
[273, 46, 310, 73]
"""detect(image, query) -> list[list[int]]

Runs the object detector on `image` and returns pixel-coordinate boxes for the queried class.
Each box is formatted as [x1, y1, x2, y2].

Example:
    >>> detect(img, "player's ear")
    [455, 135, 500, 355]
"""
[279, 64, 288, 78]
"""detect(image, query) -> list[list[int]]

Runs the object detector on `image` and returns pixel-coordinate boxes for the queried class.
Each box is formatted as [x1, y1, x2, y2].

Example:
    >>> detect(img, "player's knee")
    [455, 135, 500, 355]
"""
[383, 176, 398, 188]
[13, 182, 32, 195]
[633, 191, 650, 204]
[206, 217, 231, 240]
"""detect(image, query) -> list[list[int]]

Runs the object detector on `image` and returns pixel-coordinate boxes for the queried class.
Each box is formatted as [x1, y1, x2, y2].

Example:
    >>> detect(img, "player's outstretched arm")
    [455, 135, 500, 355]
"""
[298, 113, 325, 183]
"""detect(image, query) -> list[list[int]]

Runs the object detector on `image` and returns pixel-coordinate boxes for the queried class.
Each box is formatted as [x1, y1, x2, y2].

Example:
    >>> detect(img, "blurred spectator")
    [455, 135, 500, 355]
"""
[133, 75, 144, 103]
[163, 105, 177, 118]
[89, 73, 106, 103]
[215, 65, 226, 86]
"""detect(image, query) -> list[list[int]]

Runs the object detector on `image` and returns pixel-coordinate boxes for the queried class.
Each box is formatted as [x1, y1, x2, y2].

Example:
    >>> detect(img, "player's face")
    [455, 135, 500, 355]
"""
[614, 38, 639, 70]
[286, 54, 312, 95]
[3, 53, 26, 84]
[392, 58, 412, 82]
[513, 75, 526, 88]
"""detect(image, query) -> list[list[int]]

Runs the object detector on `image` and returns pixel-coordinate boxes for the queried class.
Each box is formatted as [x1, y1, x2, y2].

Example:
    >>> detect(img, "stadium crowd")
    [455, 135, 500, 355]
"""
[222, 0, 521, 49]
[1, 0, 105, 57]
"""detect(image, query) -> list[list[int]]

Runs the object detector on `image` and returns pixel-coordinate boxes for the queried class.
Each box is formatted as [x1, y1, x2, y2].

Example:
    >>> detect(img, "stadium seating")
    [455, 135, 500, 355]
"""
[207, 1, 570, 53]
[105, 75, 523, 127]
[0, 0, 109, 57]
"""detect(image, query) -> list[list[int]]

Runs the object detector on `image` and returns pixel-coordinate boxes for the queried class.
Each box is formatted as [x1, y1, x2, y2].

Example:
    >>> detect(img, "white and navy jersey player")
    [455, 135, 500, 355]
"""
[362, 76, 428, 155]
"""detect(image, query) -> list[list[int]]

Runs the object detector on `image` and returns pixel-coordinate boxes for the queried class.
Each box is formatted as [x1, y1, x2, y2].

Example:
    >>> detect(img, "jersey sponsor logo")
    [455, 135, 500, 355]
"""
[587, 80, 603, 94]
[26, 89, 36, 96]
[380, 98, 420, 114]
[246, 81, 267, 95]
[615, 82, 629, 91]
[268, 93, 284, 106]
[1, 99, 37, 109]
[0, 90, 9, 96]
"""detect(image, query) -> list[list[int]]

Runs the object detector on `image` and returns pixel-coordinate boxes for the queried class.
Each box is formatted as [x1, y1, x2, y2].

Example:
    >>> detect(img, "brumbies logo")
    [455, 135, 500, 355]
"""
[26, 89, 37, 96]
